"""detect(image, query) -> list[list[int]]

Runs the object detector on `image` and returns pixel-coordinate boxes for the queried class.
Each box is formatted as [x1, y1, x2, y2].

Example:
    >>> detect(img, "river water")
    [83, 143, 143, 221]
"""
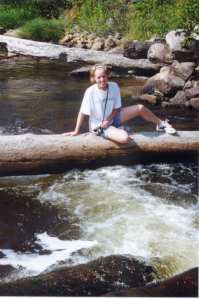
[0, 57, 198, 284]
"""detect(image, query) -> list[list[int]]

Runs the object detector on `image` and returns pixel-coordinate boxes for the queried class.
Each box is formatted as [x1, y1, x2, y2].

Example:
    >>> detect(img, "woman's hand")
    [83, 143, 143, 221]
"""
[101, 120, 110, 129]
[62, 130, 79, 136]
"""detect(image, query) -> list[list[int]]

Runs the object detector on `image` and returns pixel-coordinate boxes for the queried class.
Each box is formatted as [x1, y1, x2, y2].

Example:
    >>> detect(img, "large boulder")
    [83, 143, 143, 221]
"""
[189, 97, 199, 109]
[143, 66, 185, 96]
[106, 267, 198, 297]
[169, 90, 188, 106]
[147, 42, 173, 64]
[0, 255, 156, 296]
[166, 29, 186, 51]
[166, 29, 197, 62]
[171, 61, 195, 81]
[123, 41, 152, 59]
[185, 87, 199, 99]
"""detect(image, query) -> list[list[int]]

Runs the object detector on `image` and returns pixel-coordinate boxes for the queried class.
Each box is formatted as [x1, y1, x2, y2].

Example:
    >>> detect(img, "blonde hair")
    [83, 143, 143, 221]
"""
[90, 64, 111, 83]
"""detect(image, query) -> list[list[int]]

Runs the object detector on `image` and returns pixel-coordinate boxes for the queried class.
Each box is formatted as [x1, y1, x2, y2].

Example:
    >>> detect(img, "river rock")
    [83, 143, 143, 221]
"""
[166, 29, 186, 52]
[0, 265, 17, 280]
[189, 97, 199, 109]
[171, 61, 195, 81]
[138, 94, 157, 104]
[166, 29, 197, 62]
[147, 42, 173, 64]
[123, 41, 152, 59]
[192, 80, 199, 88]
[0, 42, 8, 58]
[104, 37, 117, 51]
[0, 255, 157, 296]
[184, 80, 193, 89]
[0, 27, 6, 34]
[143, 66, 185, 96]
[169, 90, 188, 106]
[91, 38, 104, 51]
[105, 267, 198, 297]
[185, 87, 199, 99]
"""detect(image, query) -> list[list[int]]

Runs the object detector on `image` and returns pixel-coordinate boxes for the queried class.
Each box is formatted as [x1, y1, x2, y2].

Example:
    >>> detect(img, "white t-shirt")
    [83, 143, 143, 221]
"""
[80, 82, 122, 131]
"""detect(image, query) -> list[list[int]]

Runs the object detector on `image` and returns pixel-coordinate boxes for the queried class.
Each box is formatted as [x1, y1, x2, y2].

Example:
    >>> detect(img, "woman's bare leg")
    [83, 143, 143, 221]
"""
[120, 104, 162, 125]
[104, 126, 129, 144]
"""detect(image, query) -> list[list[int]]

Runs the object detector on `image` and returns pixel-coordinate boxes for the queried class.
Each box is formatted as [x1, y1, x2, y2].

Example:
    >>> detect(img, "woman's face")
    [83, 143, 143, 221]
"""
[94, 69, 108, 90]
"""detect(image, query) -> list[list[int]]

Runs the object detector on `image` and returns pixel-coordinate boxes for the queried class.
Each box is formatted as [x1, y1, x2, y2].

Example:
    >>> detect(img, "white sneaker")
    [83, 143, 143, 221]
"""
[156, 119, 176, 134]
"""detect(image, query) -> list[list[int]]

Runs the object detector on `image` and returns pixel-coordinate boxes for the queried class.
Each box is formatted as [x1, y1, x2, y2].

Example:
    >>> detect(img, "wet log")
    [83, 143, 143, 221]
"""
[0, 35, 161, 76]
[0, 131, 198, 176]
[106, 267, 198, 297]
[0, 255, 156, 296]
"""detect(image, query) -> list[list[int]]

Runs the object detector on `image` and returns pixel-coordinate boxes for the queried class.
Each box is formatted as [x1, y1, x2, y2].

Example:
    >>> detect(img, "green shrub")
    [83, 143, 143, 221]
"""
[75, 0, 129, 36]
[175, 0, 199, 32]
[127, 0, 199, 40]
[127, 0, 181, 40]
[0, 5, 38, 29]
[19, 17, 65, 42]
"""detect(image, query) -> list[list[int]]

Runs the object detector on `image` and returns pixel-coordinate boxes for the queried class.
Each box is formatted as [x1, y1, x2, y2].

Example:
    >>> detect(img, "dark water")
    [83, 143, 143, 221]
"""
[0, 57, 198, 284]
[0, 57, 198, 135]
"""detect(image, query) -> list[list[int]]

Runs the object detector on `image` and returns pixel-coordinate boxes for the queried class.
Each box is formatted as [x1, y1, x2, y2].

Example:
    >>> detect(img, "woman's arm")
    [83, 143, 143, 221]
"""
[63, 112, 86, 136]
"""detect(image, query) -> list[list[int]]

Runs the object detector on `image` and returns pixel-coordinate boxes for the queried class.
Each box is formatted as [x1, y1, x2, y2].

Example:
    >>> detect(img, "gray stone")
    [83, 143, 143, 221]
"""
[184, 81, 193, 90]
[193, 81, 199, 88]
[166, 29, 197, 62]
[185, 87, 199, 99]
[104, 38, 116, 51]
[0, 42, 8, 58]
[148, 43, 173, 64]
[143, 67, 185, 96]
[0, 27, 6, 34]
[166, 29, 186, 52]
[171, 61, 195, 81]
[124, 41, 152, 59]
[91, 38, 104, 51]
[139, 94, 157, 104]
[169, 90, 188, 106]
[190, 97, 199, 109]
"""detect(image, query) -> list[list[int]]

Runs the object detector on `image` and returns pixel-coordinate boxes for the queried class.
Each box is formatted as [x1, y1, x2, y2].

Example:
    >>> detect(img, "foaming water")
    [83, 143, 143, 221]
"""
[37, 163, 198, 278]
[0, 232, 97, 277]
[0, 163, 198, 280]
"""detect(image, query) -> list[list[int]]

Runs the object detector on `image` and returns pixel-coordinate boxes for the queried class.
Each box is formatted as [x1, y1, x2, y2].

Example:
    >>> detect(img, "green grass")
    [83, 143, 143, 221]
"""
[19, 17, 65, 42]
[0, 4, 38, 29]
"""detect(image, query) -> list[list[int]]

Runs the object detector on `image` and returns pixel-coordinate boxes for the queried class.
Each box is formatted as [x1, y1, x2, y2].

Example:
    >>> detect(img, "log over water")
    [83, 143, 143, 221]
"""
[0, 131, 198, 176]
[0, 35, 161, 75]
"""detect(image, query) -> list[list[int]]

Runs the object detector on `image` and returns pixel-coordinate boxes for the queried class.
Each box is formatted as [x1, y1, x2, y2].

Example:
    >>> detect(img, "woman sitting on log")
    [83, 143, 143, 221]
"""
[64, 64, 176, 143]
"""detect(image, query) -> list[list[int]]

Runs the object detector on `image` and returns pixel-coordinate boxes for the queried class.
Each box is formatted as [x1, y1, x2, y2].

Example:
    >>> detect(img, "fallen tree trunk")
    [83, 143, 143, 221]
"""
[0, 35, 161, 75]
[0, 131, 198, 176]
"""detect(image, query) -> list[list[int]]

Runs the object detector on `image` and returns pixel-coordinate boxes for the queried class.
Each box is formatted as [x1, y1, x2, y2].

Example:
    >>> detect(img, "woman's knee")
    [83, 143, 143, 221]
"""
[137, 104, 145, 112]
[118, 130, 129, 144]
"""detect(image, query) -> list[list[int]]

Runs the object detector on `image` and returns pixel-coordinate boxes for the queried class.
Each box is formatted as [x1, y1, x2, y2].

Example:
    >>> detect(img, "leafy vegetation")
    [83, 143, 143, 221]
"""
[127, 0, 199, 40]
[0, 0, 199, 41]
[19, 18, 65, 42]
[74, 0, 129, 36]
[0, 4, 38, 29]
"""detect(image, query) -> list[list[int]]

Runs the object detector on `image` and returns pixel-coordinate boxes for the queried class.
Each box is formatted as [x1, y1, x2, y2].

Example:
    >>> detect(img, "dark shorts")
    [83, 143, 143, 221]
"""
[112, 111, 121, 128]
